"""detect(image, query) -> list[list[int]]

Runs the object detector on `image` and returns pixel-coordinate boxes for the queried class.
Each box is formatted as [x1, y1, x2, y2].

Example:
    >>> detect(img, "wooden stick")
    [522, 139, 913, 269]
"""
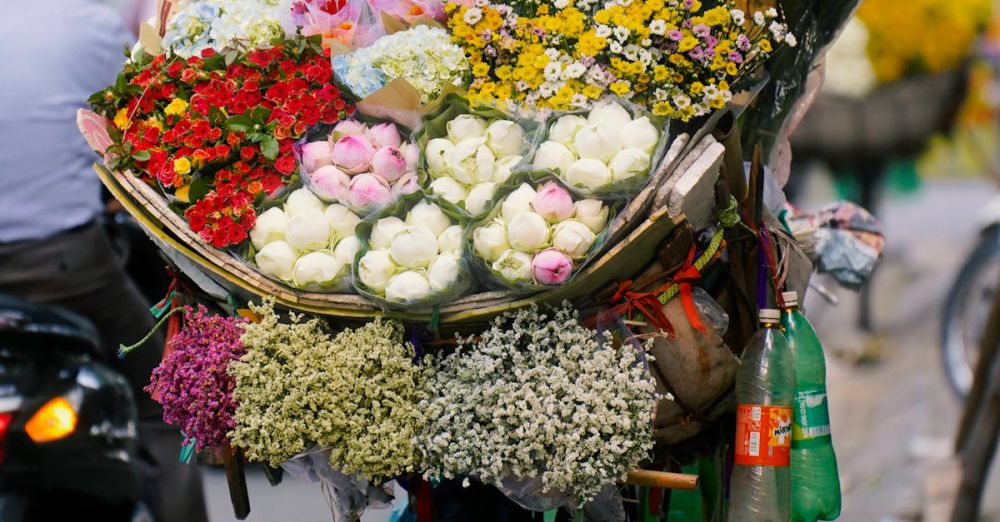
[625, 470, 699, 491]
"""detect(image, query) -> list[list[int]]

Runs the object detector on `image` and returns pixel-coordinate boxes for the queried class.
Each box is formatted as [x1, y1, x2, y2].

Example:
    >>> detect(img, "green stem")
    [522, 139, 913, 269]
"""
[118, 307, 184, 358]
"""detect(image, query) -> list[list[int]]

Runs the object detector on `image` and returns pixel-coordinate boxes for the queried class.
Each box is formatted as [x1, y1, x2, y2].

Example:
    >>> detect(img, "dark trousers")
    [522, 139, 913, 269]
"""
[0, 221, 208, 522]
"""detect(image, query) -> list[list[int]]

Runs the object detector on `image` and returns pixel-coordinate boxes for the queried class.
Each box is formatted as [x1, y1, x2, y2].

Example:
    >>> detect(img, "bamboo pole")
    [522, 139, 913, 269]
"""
[625, 470, 699, 491]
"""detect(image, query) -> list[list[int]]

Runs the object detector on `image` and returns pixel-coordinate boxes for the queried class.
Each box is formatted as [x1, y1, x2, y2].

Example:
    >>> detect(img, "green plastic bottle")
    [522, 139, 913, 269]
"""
[782, 291, 842, 521]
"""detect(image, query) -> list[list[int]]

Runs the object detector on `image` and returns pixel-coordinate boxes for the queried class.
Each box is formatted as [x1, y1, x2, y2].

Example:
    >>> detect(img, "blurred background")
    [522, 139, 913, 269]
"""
[93, 0, 1000, 519]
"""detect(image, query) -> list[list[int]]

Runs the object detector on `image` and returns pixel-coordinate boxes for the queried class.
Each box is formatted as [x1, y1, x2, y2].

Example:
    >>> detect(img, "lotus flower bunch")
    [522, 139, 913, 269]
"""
[534, 101, 660, 194]
[300, 119, 421, 215]
[471, 181, 609, 286]
[357, 200, 465, 304]
[251, 187, 364, 291]
[424, 114, 528, 216]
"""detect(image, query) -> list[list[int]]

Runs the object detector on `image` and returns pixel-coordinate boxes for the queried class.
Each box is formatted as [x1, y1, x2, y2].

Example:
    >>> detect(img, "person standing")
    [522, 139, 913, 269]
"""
[0, 2, 208, 521]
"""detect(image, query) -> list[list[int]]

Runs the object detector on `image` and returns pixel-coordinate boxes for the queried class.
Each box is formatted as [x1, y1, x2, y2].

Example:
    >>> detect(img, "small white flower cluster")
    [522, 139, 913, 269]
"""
[253, 188, 362, 291]
[418, 303, 657, 503]
[345, 25, 470, 104]
[472, 182, 608, 286]
[163, 0, 293, 58]
[357, 200, 465, 303]
[424, 114, 528, 216]
[534, 101, 659, 194]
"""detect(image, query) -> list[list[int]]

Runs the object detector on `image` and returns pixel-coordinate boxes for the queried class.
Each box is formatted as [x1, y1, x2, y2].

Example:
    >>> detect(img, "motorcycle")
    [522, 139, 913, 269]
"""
[0, 294, 144, 521]
[941, 197, 1000, 396]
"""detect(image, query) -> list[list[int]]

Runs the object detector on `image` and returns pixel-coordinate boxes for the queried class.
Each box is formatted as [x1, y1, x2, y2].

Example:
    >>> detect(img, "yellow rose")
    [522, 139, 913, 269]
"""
[173, 157, 192, 176]
[113, 108, 130, 130]
[164, 98, 189, 117]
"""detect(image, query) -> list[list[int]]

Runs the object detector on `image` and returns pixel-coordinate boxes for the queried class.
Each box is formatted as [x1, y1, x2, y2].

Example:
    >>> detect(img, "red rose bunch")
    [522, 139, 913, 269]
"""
[91, 35, 353, 247]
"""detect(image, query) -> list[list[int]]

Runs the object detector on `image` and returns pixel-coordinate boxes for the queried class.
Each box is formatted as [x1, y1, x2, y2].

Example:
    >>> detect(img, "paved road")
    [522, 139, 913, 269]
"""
[201, 177, 1000, 521]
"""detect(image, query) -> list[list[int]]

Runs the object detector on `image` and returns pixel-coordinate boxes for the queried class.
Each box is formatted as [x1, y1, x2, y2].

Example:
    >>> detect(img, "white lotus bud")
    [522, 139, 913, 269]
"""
[574, 125, 622, 163]
[449, 137, 495, 185]
[285, 187, 325, 217]
[333, 236, 362, 267]
[285, 208, 331, 251]
[491, 249, 533, 284]
[573, 199, 609, 233]
[493, 154, 523, 183]
[429, 177, 469, 206]
[485, 120, 525, 157]
[473, 220, 509, 262]
[425, 138, 455, 178]
[358, 250, 397, 293]
[506, 211, 551, 252]
[587, 100, 632, 132]
[566, 158, 613, 191]
[609, 148, 651, 182]
[501, 184, 537, 223]
[324, 204, 361, 243]
[533, 141, 576, 175]
[427, 253, 460, 293]
[389, 226, 439, 268]
[250, 207, 289, 250]
[552, 220, 596, 259]
[437, 225, 463, 254]
[548, 114, 589, 148]
[292, 251, 346, 288]
[621, 116, 659, 153]
[385, 271, 432, 302]
[255, 241, 297, 280]
[369, 216, 406, 250]
[446, 115, 487, 143]
[465, 182, 496, 216]
[406, 200, 452, 237]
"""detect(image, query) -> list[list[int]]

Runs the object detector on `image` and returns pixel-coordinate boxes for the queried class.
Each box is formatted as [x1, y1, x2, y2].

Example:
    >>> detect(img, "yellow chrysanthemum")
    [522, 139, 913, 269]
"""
[678, 36, 698, 52]
[610, 80, 631, 96]
[472, 62, 490, 77]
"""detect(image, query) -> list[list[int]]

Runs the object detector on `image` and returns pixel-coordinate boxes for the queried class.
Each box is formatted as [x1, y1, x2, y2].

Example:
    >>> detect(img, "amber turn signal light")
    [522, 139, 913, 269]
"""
[25, 397, 77, 443]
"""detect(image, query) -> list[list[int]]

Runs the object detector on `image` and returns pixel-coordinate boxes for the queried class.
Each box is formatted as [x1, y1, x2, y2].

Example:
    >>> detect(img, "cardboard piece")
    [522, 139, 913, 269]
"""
[356, 77, 424, 129]
[667, 141, 725, 230]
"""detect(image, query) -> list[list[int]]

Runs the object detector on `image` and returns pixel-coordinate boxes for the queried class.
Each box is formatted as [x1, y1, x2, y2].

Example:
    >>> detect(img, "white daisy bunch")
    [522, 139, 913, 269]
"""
[418, 303, 657, 503]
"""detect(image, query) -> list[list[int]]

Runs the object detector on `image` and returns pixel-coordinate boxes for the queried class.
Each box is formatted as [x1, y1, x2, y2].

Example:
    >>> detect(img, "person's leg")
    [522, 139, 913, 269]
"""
[0, 222, 208, 522]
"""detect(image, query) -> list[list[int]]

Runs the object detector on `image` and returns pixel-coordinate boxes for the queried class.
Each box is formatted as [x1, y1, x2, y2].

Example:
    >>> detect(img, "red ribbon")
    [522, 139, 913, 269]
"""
[608, 279, 675, 335]
[673, 245, 708, 334]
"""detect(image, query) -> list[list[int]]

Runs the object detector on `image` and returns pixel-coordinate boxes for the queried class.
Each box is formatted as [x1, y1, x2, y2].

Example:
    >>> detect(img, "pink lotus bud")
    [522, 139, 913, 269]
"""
[309, 165, 351, 202]
[402, 142, 420, 172]
[347, 173, 392, 211]
[370, 146, 407, 184]
[392, 172, 420, 198]
[332, 135, 375, 174]
[531, 181, 575, 223]
[531, 249, 574, 285]
[301, 141, 332, 173]
[331, 119, 368, 141]
[366, 123, 403, 149]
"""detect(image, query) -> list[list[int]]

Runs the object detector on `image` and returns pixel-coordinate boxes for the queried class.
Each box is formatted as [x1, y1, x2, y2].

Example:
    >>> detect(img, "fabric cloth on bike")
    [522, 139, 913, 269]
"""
[0, 2, 207, 521]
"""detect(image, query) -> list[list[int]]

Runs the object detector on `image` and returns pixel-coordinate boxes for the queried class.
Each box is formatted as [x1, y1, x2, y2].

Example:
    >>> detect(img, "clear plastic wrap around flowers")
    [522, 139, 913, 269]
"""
[242, 186, 362, 293]
[352, 191, 473, 310]
[531, 96, 671, 199]
[413, 93, 544, 220]
[281, 447, 394, 522]
[295, 118, 422, 218]
[464, 171, 619, 292]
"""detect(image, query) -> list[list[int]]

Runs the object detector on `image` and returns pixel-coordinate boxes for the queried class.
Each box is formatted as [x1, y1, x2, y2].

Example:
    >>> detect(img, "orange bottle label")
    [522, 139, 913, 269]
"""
[734, 404, 792, 466]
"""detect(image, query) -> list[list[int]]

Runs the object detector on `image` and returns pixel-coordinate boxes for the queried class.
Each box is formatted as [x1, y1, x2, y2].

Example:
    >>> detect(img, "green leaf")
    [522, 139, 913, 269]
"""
[251, 106, 271, 125]
[260, 136, 279, 161]
[188, 176, 212, 202]
[131, 150, 151, 161]
[226, 114, 254, 133]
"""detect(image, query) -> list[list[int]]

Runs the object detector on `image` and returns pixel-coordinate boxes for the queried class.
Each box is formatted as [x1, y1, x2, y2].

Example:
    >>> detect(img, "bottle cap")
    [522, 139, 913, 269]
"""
[782, 291, 799, 308]
[759, 309, 780, 323]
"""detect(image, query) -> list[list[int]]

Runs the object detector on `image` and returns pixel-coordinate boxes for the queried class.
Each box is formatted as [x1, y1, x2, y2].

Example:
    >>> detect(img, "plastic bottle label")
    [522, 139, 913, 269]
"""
[792, 387, 832, 448]
[735, 404, 792, 466]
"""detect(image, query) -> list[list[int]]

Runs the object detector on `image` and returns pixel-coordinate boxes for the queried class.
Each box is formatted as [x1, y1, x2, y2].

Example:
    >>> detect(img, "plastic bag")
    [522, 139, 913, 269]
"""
[292, 0, 384, 51]
[281, 447, 394, 522]
[412, 93, 545, 220]
[352, 191, 474, 309]
[464, 171, 620, 292]
[295, 118, 422, 218]
[530, 96, 671, 199]
[496, 479, 625, 521]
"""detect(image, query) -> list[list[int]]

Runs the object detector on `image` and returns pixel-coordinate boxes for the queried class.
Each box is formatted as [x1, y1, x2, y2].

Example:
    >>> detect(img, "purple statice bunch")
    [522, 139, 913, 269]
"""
[145, 305, 246, 452]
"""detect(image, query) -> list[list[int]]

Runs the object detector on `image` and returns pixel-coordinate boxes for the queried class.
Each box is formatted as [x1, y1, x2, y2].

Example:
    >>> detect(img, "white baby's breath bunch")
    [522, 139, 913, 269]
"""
[418, 303, 656, 503]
